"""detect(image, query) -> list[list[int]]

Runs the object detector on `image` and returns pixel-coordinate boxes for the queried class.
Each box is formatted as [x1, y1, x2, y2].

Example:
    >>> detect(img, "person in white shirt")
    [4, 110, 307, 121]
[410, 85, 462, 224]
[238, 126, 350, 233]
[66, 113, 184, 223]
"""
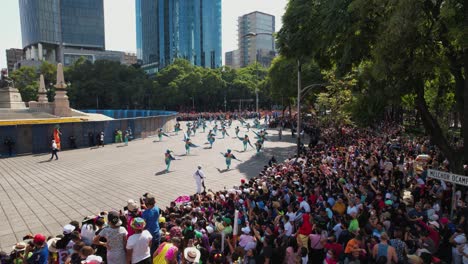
[193, 165, 206, 194]
[126, 217, 152, 264]
[50, 140, 58, 160]
[299, 197, 311, 213]
[283, 215, 293, 237]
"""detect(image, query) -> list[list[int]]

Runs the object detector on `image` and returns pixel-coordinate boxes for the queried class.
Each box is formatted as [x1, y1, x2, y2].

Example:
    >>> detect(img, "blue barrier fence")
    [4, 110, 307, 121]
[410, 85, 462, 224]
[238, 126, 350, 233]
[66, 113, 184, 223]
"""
[0, 110, 177, 157]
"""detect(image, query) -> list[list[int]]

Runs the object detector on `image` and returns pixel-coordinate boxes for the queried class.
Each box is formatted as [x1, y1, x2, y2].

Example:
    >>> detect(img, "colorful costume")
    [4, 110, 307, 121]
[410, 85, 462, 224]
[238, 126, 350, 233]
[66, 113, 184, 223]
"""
[221, 149, 239, 170]
[239, 135, 253, 152]
[53, 127, 61, 150]
[184, 138, 198, 155]
[157, 128, 169, 142]
[164, 150, 176, 172]
[202, 122, 207, 133]
[174, 122, 181, 135]
[207, 133, 215, 148]
[221, 127, 229, 138]
[213, 125, 218, 135]
[153, 242, 178, 264]
[246, 123, 251, 131]
[235, 126, 240, 137]
[255, 139, 263, 154]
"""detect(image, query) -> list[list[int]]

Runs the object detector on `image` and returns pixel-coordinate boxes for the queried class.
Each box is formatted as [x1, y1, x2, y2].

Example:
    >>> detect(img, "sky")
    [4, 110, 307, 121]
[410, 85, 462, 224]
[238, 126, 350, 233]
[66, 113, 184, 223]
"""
[0, 0, 288, 69]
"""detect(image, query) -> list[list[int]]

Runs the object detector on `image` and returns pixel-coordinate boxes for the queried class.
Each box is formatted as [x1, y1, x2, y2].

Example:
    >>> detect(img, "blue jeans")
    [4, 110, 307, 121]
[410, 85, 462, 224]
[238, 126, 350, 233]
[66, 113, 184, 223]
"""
[150, 231, 161, 256]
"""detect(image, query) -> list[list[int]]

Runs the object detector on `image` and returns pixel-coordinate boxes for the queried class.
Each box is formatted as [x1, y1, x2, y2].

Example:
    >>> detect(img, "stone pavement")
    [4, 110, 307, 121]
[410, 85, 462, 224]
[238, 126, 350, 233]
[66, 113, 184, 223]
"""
[0, 120, 297, 252]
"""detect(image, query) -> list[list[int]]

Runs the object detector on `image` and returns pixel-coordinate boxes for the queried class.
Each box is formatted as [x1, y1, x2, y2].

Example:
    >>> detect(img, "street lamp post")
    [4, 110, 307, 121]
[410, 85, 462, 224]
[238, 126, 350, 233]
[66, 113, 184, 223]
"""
[243, 32, 273, 114]
[296, 59, 328, 158]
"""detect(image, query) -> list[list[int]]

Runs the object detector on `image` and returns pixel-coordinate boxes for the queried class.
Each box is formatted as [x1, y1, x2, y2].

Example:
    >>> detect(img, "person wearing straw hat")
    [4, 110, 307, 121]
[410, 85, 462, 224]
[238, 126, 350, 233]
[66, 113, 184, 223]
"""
[183, 246, 201, 263]
[126, 217, 152, 264]
[10, 242, 32, 263]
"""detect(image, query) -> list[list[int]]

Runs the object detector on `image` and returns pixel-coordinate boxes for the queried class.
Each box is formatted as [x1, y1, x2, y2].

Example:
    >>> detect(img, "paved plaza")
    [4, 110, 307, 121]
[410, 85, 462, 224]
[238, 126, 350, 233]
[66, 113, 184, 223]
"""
[0, 121, 297, 251]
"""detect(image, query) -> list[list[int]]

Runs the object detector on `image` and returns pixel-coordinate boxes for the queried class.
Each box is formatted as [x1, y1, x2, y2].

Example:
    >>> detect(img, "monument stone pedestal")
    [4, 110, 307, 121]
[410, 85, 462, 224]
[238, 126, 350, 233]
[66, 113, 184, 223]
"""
[53, 91, 71, 117]
[0, 87, 27, 109]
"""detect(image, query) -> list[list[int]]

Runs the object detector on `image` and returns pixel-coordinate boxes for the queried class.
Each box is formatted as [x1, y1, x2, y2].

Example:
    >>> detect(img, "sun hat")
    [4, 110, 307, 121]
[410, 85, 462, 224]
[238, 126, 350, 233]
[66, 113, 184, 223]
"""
[385, 200, 393, 206]
[206, 226, 214, 234]
[159, 216, 166, 223]
[127, 199, 139, 212]
[241, 226, 251, 234]
[47, 237, 61, 253]
[33, 234, 46, 244]
[131, 217, 146, 230]
[63, 224, 76, 234]
[440, 217, 449, 225]
[81, 255, 103, 264]
[183, 247, 201, 262]
[12, 242, 26, 252]
[107, 211, 122, 226]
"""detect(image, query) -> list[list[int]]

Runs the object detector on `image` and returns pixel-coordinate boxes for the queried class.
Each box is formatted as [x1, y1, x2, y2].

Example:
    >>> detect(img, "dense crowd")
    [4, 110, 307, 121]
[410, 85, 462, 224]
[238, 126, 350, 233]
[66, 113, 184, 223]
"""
[2, 119, 467, 264]
[177, 111, 281, 122]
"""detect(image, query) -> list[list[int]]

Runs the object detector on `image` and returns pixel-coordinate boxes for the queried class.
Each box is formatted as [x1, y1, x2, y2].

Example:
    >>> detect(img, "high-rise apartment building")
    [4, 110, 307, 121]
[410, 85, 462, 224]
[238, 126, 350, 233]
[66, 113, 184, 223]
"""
[19, 0, 105, 64]
[5, 49, 23, 73]
[238, 11, 276, 68]
[136, 0, 222, 72]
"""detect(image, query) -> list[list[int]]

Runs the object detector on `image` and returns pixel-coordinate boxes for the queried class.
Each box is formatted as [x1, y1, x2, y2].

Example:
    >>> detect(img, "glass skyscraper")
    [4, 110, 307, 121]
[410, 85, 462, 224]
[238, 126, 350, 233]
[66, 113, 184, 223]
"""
[238, 11, 276, 67]
[136, 0, 222, 70]
[19, 0, 105, 63]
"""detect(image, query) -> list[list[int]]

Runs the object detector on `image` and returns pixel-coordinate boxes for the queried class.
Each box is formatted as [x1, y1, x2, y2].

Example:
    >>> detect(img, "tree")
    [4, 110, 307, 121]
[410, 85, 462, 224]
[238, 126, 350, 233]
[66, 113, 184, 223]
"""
[10, 66, 38, 102]
[277, 0, 467, 173]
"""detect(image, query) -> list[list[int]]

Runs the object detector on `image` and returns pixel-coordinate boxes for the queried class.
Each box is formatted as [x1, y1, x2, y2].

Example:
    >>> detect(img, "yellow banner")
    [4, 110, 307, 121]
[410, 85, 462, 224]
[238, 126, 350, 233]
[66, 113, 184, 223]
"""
[0, 118, 84, 126]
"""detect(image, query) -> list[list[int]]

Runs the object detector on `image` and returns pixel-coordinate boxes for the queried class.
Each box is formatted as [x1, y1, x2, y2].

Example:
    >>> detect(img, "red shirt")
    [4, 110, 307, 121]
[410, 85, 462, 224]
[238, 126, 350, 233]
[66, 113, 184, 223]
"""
[324, 242, 343, 258]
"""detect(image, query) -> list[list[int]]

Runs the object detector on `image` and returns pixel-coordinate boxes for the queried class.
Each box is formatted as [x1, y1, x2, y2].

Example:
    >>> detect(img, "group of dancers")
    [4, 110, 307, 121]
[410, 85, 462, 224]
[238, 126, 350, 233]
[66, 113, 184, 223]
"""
[159, 117, 269, 173]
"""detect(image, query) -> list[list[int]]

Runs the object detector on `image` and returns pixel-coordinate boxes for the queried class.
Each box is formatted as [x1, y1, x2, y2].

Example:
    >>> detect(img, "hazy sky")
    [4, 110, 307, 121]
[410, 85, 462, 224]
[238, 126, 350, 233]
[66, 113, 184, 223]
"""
[0, 0, 288, 69]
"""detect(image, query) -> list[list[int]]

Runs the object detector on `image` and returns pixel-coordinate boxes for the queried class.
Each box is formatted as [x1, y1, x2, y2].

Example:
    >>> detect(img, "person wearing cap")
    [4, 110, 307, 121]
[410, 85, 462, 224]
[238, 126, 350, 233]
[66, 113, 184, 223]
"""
[24, 234, 48, 264]
[55, 224, 76, 250]
[93, 211, 128, 264]
[126, 218, 152, 264]
[193, 165, 206, 194]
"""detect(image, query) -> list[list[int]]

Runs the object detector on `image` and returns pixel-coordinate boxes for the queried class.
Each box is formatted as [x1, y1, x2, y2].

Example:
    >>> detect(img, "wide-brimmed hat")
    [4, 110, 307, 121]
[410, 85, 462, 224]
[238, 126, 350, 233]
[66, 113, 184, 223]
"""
[12, 242, 26, 252]
[183, 247, 201, 262]
[127, 199, 139, 212]
[47, 237, 61, 253]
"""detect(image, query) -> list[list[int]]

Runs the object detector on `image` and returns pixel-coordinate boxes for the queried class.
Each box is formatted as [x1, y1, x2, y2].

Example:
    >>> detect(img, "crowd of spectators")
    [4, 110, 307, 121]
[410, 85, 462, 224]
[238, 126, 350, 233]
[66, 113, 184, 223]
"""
[2, 120, 467, 264]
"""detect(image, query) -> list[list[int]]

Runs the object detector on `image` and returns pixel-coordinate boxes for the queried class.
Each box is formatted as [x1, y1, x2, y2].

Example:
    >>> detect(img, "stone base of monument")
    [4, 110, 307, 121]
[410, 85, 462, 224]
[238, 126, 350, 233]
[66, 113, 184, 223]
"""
[0, 87, 27, 109]
[53, 90, 72, 117]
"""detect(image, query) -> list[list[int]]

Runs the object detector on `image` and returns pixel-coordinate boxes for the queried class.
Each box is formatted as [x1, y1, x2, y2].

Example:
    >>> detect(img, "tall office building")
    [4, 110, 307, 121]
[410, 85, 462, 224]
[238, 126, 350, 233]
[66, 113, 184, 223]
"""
[238, 11, 276, 68]
[136, 0, 222, 72]
[5, 49, 23, 73]
[18, 0, 123, 66]
[225, 50, 240, 69]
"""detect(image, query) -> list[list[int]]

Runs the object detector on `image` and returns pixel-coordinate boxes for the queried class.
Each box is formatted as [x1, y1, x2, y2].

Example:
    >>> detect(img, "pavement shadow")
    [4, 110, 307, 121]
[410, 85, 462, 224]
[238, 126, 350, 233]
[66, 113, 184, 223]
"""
[154, 170, 168, 176]
[203, 147, 212, 150]
[38, 159, 52, 163]
[32, 153, 50, 157]
[216, 168, 230, 173]
[116, 145, 128, 148]
[237, 145, 296, 180]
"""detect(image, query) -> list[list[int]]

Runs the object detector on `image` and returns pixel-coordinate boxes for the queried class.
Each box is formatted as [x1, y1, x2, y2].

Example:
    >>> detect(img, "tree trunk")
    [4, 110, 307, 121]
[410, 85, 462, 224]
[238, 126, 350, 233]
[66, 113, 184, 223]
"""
[415, 79, 464, 174]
